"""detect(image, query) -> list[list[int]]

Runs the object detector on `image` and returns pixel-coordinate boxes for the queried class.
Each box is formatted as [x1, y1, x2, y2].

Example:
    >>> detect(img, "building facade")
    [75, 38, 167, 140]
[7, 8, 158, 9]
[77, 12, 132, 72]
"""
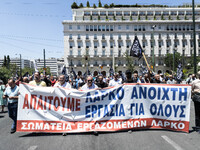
[0, 58, 32, 69]
[35, 58, 64, 76]
[63, 6, 200, 76]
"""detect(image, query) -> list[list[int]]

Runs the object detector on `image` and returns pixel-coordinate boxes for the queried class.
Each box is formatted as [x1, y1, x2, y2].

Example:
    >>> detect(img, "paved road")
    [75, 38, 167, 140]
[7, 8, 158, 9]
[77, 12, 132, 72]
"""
[0, 101, 200, 150]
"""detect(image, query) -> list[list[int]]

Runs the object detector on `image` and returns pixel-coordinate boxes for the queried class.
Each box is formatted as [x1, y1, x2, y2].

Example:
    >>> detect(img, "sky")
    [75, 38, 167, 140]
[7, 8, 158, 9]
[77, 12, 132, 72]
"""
[0, 0, 196, 60]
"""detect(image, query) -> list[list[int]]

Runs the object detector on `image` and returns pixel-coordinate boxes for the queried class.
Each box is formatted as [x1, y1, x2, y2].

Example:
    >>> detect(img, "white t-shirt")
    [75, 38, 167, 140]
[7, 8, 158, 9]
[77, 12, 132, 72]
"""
[109, 79, 122, 87]
[54, 82, 71, 89]
[81, 83, 98, 90]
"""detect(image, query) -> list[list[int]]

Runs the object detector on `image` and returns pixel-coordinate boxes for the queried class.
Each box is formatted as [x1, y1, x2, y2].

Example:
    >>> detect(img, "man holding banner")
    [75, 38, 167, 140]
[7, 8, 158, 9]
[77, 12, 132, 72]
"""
[191, 71, 200, 133]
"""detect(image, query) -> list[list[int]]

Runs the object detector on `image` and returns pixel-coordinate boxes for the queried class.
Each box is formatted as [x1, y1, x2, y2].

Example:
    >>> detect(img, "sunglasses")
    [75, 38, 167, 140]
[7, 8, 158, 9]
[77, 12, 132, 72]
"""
[87, 80, 93, 82]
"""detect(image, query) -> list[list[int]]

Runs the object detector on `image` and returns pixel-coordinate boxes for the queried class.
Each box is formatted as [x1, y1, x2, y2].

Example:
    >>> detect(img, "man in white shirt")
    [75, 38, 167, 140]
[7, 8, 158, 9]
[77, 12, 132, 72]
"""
[54, 75, 71, 89]
[81, 76, 98, 90]
[109, 73, 122, 87]
[166, 75, 176, 84]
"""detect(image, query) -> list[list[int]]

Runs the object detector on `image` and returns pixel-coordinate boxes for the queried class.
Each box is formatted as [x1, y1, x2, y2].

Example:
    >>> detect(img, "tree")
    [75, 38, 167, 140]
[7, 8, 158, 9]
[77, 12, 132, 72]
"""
[98, 0, 102, 7]
[71, 2, 78, 9]
[79, 3, 84, 8]
[86, 1, 90, 7]
[22, 67, 35, 77]
[38, 67, 51, 75]
[93, 4, 97, 8]
[110, 3, 114, 8]
[104, 4, 109, 8]
[124, 50, 135, 73]
[2, 56, 6, 67]
[164, 52, 182, 71]
[7, 55, 10, 69]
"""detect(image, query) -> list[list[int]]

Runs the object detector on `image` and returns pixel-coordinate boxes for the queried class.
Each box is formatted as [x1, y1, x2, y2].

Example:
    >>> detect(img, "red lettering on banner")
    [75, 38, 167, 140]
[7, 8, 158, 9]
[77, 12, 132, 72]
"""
[37, 95, 44, 110]
[60, 97, 67, 111]
[53, 96, 60, 111]
[48, 96, 53, 110]
[67, 97, 74, 111]
[23, 94, 29, 109]
[30, 95, 37, 109]
[44, 96, 47, 110]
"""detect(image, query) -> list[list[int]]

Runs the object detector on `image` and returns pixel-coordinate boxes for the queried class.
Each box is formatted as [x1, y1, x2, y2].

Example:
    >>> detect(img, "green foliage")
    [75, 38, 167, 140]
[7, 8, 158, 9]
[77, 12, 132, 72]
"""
[168, 15, 171, 20]
[177, 15, 180, 20]
[0, 67, 11, 83]
[104, 4, 109, 8]
[184, 15, 187, 20]
[98, 0, 102, 7]
[86, 1, 90, 7]
[145, 15, 148, 20]
[161, 14, 164, 20]
[22, 67, 34, 76]
[110, 3, 114, 8]
[38, 67, 51, 75]
[90, 15, 92, 20]
[113, 15, 116, 20]
[71, 2, 78, 9]
[93, 4, 97, 8]
[130, 15, 132, 21]
[138, 14, 140, 20]
[164, 52, 182, 71]
[2, 56, 6, 67]
[79, 3, 84, 8]
[124, 50, 135, 73]
[98, 15, 100, 20]
[153, 15, 156, 20]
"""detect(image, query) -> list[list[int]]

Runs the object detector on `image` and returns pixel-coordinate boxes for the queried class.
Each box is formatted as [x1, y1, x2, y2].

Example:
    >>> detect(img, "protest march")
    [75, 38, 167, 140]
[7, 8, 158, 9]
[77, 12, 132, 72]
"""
[16, 83, 191, 133]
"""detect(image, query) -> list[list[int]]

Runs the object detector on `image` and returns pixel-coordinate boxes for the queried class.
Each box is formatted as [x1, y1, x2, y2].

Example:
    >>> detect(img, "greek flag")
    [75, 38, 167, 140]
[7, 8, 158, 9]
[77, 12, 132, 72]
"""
[130, 36, 144, 60]
[176, 63, 183, 80]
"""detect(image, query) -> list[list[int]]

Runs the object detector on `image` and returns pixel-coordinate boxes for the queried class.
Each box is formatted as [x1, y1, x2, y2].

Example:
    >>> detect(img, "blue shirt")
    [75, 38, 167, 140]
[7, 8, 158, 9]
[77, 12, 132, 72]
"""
[4, 85, 19, 103]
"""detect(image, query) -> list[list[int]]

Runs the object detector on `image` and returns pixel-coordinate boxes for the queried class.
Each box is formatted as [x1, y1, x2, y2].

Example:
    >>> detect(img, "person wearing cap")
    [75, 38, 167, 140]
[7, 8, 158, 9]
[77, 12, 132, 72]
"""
[3, 78, 19, 134]
[0, 80, 6, 113]
[191, 71, 200, 133]
[109, 73, 122, 87]
[81, 76, 98, 90]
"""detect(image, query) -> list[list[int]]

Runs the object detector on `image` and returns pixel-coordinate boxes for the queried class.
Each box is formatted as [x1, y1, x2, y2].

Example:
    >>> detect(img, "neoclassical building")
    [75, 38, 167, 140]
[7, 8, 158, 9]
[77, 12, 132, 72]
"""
[63, 6, 200, 76]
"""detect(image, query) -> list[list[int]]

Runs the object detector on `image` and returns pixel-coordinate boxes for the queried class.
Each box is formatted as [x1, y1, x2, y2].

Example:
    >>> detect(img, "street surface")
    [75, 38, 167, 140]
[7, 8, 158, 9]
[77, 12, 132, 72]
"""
[0, 101, 200, 150]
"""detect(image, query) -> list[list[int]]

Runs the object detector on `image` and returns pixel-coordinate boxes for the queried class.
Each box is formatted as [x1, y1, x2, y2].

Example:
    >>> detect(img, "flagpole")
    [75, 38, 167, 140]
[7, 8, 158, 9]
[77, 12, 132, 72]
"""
[142, 52, 150, 70]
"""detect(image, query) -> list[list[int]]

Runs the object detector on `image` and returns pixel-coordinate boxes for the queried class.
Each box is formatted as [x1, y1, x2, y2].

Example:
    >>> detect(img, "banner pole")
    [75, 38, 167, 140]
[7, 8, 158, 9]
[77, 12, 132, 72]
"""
[142, 52, 150, 70]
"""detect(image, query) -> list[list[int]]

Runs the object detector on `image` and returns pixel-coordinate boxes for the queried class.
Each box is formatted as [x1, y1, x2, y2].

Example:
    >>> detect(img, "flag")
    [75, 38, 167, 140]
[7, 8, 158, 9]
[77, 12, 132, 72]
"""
[130, 36, 143, 60]
[109, 67, 114, 77]
[61, 65, 66, 75]
[23, 72, 29, 77]
[140, 64, 148, 75]
[33, 60, 39, 72]
[70, 68, 77, 79]
[176, 63, 183, 80]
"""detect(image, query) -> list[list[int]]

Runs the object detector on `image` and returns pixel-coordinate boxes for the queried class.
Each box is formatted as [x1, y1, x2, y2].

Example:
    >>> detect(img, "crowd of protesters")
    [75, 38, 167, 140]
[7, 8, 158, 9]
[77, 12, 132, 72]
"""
[1, 69, 200, 134]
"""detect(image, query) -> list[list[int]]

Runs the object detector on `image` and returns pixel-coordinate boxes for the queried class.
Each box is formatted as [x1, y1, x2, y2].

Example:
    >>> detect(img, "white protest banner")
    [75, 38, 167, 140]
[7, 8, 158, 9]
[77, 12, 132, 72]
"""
[17, 83, 191, 133]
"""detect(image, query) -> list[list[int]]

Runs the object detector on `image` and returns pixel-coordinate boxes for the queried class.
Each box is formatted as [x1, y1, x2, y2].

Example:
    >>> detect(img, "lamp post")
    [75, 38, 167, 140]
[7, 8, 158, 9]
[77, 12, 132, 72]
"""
[152, 25, 156, 72]
[112, 43, 115, 73]
[192, 0, 197, 74]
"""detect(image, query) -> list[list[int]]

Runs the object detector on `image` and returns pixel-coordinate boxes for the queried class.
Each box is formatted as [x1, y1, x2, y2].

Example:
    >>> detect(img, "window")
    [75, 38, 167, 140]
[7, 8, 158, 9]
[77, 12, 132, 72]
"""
[98, 25, 101, 31]
[70, 50, 73, 56]
[126, 42, 131, 48]
[110, 34, 113, 40]
[118, 50, 121, 57]
[110, 50, 113, 56]
[102, 50, 105, 56]
[191, 41, 194, 47]
[78, 42, 81, 48]
[69, 42, 73, 48]
[102, 42, 106, 48]
[159, 50, 161, 56]
[86, 34, 89, 39]
[94, 34, 97, 39]
[167, 41, 170, 47]
[110, 25, 114, 31]
[126, 34, 129, 39]
[143, 25, 145, 31]
[102, 25, 105, 31]
[159, 41, 162, 48]
[106, 25, 109, 31]
[69, 25, 72, 30]
[69, 34, 72, 39]
[118, 34, 121, 40]
[86, 25, 89, 31]
[142, 42, 145, 48]
[86, 42, 90, 48]
[78, 50, 81, 56]
[134, 25, 137, 31]
[77, 25, 80, 30]
[90, 25, 93, 31]
[94, 50, 97, 56]
[110, 41, 113, 48]
[94, 25, 97, 31]
[77, 34, 81, 39]
[118, 25, 121, 30]
[94, 41, 98, 48]
[102, 34, 105, 39]
[126, 25, 129, 30]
